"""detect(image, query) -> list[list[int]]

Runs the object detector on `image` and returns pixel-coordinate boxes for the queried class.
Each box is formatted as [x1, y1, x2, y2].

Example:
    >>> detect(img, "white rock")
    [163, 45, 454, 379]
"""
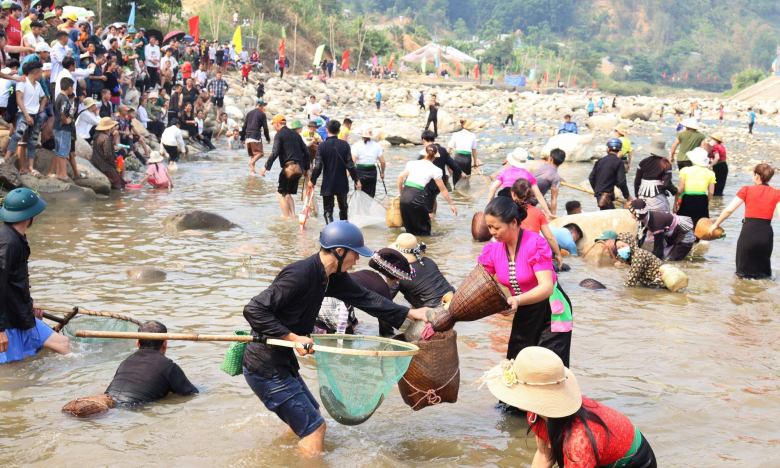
[541, 134, 598, 162]
[395, 103, 421, 118]
[224, 105, 244, 120]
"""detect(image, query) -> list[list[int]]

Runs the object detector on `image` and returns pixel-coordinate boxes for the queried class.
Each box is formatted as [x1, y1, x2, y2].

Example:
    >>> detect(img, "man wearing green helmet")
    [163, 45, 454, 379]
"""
[0, 188, 70, 363]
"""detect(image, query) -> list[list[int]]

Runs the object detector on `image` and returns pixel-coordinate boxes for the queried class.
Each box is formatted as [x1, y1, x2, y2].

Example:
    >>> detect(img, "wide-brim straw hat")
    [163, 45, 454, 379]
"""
[484, 346, 582, 418]
[355, 127, 374, 139]
[687, 147, 710, 167]
[148, 151, 164, 163]
[681, 117, 701, 131]
[388, 233, 424, 264]
[647, 136, 668, 157]
[82, 97, 98, 109]
[709, 132, 724, 143]
[461, 120, 475, 131]
[506, 147, 529, 168]
[96, 117, 117, 131]
[613, 123, 628, 136]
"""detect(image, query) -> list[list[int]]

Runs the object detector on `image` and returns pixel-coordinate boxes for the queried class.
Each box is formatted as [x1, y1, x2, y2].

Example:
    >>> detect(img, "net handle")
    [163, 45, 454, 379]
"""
[39, 306, 143, 327]
[73, 331, 420, 357]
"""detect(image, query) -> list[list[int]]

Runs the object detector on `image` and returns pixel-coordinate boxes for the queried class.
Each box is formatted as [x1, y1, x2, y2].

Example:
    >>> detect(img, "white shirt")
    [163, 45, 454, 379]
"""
[306, 101, 323, 116]
[137, 105, 150, 127]
[228, 135, 241, 149]
[145, 44, 161, 67]
[50, 42, 70, 88]
[447, 129, 477, 153]
[75, 110, 101, 138]
[351, 140, 383, 165]
[22, 32, 43, 48]
[161, 55, 178, 70]
[239, 50, 248, 61]
[0, 77, 14, 107]
[161, 125, 186, 152]
[208, 46, 216, 60]
[54, 67, 92, 97]
[103, 34, 114, 51]
[17, 77, 44, 114]
[194, 70, 207, 86]
[195, 117, 204, 134]
[404, 159, 442, 188]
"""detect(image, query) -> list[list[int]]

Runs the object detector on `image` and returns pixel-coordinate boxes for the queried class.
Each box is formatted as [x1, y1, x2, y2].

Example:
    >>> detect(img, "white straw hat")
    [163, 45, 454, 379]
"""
[148, 151, 164, 164]
[506, 147, 529, 168]
[681, 117, 701, 131]
[687, 147, 710, 167]
[483, 346, 582, 418]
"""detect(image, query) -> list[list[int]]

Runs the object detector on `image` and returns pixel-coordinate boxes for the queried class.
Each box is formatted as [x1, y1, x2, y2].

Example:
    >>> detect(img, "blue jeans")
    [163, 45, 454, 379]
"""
[8, 113, 43, 160]
[54, 129, 71, 158]
[243, 368, 324, 438]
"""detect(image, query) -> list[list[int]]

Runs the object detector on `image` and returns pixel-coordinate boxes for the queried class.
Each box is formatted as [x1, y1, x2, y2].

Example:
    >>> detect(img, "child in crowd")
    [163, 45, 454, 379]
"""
[140, 151, 174, 188]
[256, 78, 264, 99]
[3, 61, 45, 176]
[241, 61, 251, 87]
[565, 200, 582, 215]
[53, 77, 75, 182]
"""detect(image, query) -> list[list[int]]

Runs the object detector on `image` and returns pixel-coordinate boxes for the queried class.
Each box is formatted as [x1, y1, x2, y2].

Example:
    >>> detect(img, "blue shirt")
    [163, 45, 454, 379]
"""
[559, 122, 578, 134]
[551, 227, 577, 255]
[597, 99, 603, 108]
[587, 102, 595, 112]
[376, 92, 381, 102]
[749, 111, 756, 123]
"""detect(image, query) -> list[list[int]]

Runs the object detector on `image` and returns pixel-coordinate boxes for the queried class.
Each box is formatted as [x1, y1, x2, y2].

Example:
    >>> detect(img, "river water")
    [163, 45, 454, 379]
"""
[1, 115, 779, 468]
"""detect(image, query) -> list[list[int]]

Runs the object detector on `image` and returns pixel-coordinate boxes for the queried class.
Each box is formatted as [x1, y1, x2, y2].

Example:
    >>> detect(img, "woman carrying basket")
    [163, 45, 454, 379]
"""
[477, 197, 573, 369]
[397, 145, 458, 236]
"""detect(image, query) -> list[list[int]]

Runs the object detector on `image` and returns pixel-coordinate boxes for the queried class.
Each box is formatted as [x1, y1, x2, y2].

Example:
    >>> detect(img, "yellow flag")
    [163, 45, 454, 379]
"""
[232, 26, 242, 52]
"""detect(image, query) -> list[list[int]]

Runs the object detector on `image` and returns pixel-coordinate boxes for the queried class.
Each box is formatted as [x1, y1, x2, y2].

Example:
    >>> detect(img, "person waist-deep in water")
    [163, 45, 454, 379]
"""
[309, 120, 360, 224]
[241, 222, 430, 457]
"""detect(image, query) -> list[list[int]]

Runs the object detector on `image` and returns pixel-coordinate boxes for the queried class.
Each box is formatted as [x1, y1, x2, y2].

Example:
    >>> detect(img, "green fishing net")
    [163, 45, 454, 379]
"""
[311, 335, 417, 425]
[62, 315, 140, 343]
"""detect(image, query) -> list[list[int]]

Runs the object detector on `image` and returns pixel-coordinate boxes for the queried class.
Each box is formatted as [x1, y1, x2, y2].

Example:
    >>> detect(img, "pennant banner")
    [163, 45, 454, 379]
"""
[341, 49, 349, 70]
[528, 69, 536, 80]
[312, 44, 326, 66]
[388, 53, 395, 70]
[422, 57, 426, 73]
[279, 38, 285, 58]
[127, 2, 136, 26]
[188, 16, 200, 43]
[505, 73, 525, 87]
[488, 64, 493, 75]
[232, 26, 242, 51]
[282, 27, 286, 39]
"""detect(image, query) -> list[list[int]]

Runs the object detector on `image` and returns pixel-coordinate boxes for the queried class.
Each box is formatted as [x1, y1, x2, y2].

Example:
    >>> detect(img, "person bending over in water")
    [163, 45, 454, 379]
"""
[104, 321, 198, 405]
[612, 232, 665, 288]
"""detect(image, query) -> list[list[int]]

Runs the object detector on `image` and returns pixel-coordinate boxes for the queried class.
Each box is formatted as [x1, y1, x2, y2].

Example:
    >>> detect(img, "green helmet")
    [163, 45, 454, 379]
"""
[289, 120, 304, 130]
[0, 188, 46, 223]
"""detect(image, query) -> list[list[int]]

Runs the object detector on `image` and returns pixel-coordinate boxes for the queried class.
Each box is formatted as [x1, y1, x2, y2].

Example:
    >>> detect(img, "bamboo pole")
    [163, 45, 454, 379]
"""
[74, 331, 420, 357]
[560, 182, 627, 203]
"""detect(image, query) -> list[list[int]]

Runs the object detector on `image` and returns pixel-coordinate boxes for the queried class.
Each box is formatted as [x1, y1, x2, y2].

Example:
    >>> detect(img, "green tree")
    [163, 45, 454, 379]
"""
[479, 19, 502, 41]
[452, 18, 470, 41]
[631, 54, 656, 84]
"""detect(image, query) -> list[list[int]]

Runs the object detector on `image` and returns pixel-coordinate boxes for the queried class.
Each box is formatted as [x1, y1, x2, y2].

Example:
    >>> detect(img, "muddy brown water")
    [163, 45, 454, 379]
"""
[1, 116, 779, 468]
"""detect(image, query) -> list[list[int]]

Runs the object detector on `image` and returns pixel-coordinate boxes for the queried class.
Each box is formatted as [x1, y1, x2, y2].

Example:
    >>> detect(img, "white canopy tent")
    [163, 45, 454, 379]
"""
[401, 43, 478, 64]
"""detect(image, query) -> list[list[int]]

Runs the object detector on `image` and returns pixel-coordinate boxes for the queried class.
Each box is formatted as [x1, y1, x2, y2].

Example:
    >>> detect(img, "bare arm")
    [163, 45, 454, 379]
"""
[471, 148, 478, 167]
[540, 224, 562, 268]
[532, 185, 553, 218]
[669, 139, 680, 163]
[503, 270, 555, 315]
[434, 178, 457, 215]
[487, 180, 501, 201]
[532, 436, 555, 468]
[710, 196, 744, 231]
[549, 186, 558, 215]
[708, 182, 715, 202]
[378, 155, 386, 179]
[397, 169, 409, 194]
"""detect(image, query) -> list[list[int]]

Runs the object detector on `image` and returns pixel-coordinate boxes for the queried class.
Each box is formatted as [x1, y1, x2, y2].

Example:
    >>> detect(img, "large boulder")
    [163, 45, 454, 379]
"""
[224, 105, 244, 120]
[585, 115, 620, 130]
[68, 158, 111, 195]
[375, 123, 423, 145]
[132, 119, 150, 138]
[395, 104, 421, 118]
[541, 134, 598, 162]
[162, 209, 238, 232]
[619, 106, 653, 121]
[75, 137, 92, 159]
[437, 109, 460, 134]
[126, 266, 167, 283]
[549, 210, 637, 255]
[0, 163, 21, 190]
[20, 175, 96, 202]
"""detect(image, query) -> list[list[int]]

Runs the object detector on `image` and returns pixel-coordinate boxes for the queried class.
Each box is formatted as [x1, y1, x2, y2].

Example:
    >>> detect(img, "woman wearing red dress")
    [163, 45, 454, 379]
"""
[484, 347, 657, 468]
[709, 163, 780, 279]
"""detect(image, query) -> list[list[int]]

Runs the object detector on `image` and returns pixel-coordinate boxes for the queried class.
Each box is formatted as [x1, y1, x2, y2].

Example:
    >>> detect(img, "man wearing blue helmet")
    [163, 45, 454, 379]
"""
[588, 138, 632, 210]
[1, 189, 70, 363]
[241, 221, 430, 457]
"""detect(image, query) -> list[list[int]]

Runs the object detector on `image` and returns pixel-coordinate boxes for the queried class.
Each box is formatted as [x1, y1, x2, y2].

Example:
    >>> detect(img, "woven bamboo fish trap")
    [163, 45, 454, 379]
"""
[432, 264, 510, 332]
[385, 198, 403, 227]
[62, 394, 116, 418]
[395, 329, 460, 411]
[471, 211, 492, 242]
[694, 218, 724, 241]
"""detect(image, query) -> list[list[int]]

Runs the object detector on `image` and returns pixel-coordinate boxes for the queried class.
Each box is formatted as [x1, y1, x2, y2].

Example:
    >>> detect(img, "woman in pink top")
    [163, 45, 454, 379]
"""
[478, 197, 573, 368]
[140, 152, 175, 188]
[488, 148, 554, 217]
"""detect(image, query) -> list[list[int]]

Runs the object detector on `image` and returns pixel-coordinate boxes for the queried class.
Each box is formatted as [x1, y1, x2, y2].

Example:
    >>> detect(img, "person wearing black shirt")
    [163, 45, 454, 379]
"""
[98, 89, 113, 118]
[105, 321, 198, 405]
[388, 233, 455, 309]
[256, 78, 264, 99]
[629, 199, 695, 261]
[634, 136, 677, 213]
[242, 99, 271, 174]
[589, 138, 632, 210]
[168, 84, 182, 123]
[261, 114, 310, 218]
[420, 130, 462, 213]
[181, 78, 199, 107]
[309, 120, 360, 224]
[424, 94, 440, 136]
[104, 61, 121, 103]
[242, 222, 430, 456]
[107, 38, 124, 67]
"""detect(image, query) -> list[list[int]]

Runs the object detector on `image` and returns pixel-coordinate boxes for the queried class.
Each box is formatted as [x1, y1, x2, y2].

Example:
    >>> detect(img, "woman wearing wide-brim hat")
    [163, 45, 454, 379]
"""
[484, 347, 657, 468]
[446, 118, 478, 176]
[388, 233, 456, 309]
[90, 117, 125, 190]
[708, 132, 728, 197]
[633, 136, 676, 213]
[351, 127, 385, 199]
[675, 147, 715, 228]
[488, 148, 554, 219]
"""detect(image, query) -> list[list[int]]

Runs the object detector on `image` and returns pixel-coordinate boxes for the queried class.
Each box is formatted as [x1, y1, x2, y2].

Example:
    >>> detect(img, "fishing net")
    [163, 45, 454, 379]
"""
[311, 335, 418, 425]
[454, 172, 491, 201]
[60, 313, 141, 343]
[347, 190, 387, 228]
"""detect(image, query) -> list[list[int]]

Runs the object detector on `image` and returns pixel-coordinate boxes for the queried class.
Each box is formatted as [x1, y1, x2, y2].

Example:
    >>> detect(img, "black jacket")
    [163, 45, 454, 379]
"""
[265, 125, 309, 172]
[105, 348, 198, 405]
[242, 108, 270, 143]
[389, 257, 455, 308]
[242, 254, 410, 378]
[0, 224, 35, 332]
[589, 153, 630, 199]
[311, 136, 358, 196]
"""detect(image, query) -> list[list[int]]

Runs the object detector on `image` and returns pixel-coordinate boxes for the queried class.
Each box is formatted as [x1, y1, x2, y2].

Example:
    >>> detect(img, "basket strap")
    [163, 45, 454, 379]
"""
[402, 368, 460, 409]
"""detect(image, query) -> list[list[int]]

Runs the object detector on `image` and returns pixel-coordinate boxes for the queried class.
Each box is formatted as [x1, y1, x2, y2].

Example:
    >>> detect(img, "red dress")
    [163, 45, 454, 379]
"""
[528, 397, 635, 468]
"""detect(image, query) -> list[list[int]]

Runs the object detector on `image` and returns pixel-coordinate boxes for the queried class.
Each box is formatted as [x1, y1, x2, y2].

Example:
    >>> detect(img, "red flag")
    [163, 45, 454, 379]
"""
[673, 73, 676, 78]
[663, 72, 666, 79]
[279, 39, 285, 58]
[474, 65, 479, 78]
[488, 64, 493, 75]
[388, 53, 395, 70]
[707, 75, 711, 80]
[557, 72, 561, 81]
[544, 72, 548, 83]
[188, 16, 200, 43]
[714, 76, 718, 82]
[340, 49, 349, 70]
[696, 74, 700, 80]
[592, 79, 596, 89]
[685, 73, 688, 79]
[573, 75, 577, 86]
[456, 62, 460, 76]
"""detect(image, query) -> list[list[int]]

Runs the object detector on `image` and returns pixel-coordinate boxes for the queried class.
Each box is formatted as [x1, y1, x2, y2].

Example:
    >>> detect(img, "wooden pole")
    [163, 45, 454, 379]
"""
[566, 58, 575, 87]
[74, 331, 420, 357]
[292, 14, 298, 74]
[560, 182, 626, 203]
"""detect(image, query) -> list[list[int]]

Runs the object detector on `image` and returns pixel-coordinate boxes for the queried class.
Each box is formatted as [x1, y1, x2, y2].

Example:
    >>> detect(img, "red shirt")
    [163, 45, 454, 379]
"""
[181, 62, 192, 79]
[7, 17, 21, 47]
[528, 397, 635, 468]
[241, 63, 251, 77]
[710, 143, 726, 163]
[520, 204, 548, 233]
[737, 184, 780, 220]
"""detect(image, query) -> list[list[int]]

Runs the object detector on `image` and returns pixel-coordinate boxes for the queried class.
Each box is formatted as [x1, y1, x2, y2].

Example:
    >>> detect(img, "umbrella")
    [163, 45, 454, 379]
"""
[183, 35, 194, 43]
[146, 29, 163, 44]
[163, 31, 186, 45]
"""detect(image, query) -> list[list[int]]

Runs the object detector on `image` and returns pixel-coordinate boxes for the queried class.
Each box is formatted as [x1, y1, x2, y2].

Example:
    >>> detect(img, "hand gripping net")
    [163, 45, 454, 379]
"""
[311, 335, 417, 425]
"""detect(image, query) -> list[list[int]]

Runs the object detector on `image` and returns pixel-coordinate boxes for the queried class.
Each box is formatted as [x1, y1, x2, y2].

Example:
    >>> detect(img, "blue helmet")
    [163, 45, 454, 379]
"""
[607, 137, 623, 152]
[0, 188, 46, 223]
[319, 221, 373, 257]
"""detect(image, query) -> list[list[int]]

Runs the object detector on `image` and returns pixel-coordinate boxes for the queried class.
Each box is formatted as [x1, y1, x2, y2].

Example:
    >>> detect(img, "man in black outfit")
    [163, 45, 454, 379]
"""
[424, 94, 439, 136]
[309, 120, 361, 224]
[105, 321, 198, 405]
[261, 114, 309, 218]
[588, 138, 632, 210]
[242, 98, 271, 174]
[420, 130, 462, 214]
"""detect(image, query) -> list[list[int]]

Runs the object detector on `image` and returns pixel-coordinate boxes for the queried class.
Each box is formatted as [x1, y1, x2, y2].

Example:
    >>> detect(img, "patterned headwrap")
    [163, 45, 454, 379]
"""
[397, 242, 426, 266]
[370, 252, 416, 281]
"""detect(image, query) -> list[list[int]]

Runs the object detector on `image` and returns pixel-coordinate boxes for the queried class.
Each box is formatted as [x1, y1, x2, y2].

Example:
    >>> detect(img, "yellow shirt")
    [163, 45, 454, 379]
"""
[680, 165, 716, 194]
[619, 136, 631, 157]
[338, 127, 349, 140]
[20, 17, 32, 36]
[302, 129, 321, 142]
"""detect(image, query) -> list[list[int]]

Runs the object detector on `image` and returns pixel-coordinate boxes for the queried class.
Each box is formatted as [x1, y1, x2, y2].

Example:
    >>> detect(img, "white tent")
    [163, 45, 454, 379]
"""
[401, 43, 478, 64]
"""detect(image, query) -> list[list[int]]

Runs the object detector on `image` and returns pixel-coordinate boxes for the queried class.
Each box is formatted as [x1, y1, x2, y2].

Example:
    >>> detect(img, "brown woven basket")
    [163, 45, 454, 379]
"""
[447, 264, 510, 323]
[694, 218, 723, 241]
[386, 198, 403, 227]
[395, 329, 459, 411]
[62, 394, 116, 418]
[471, 212, 492, 241]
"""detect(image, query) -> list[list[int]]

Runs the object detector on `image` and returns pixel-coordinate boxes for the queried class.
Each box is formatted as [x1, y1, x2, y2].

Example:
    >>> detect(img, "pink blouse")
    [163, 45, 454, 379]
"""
[478, 230, 555, 295]
[495, 167, 537, 190]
